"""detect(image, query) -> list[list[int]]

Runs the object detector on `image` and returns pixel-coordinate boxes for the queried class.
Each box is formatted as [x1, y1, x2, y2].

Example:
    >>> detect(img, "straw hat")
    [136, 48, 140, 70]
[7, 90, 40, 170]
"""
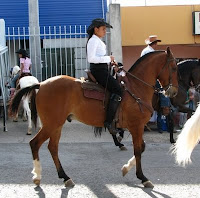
[145, 35, 161, 45]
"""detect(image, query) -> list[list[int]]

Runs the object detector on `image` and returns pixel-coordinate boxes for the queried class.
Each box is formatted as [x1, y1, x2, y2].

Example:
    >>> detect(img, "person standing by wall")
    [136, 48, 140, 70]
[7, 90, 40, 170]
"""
[141, 35, 161, 124]
[141, 35, 161, 57]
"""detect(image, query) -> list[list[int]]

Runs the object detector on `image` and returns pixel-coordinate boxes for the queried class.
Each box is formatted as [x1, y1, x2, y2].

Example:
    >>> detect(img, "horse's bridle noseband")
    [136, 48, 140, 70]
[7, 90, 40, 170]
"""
[157, 57, 177, 91]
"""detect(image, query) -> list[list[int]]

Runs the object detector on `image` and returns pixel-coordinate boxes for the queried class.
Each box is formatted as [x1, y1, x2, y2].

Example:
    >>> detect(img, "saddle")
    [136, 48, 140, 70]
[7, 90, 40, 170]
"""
[81, 70, 125, 129]
[81, 70, 106, 101]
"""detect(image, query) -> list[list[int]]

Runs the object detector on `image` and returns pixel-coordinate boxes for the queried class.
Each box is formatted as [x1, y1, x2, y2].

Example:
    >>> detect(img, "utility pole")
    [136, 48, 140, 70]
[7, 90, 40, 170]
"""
[28, 0, 42, 81]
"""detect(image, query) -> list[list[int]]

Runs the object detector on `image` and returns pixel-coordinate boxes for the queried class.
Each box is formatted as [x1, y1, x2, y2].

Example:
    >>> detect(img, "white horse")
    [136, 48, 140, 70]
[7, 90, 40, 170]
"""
[171, 104, 200, 166]
[12, 74, 41, 135]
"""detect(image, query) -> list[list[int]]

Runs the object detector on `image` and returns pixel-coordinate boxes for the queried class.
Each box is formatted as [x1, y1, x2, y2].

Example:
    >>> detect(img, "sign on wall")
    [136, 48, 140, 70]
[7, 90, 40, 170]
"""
[193, 11, 200, 35]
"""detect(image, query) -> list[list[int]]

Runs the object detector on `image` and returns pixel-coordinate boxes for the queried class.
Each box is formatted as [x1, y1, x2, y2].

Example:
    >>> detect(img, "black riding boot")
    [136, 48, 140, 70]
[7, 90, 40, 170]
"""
[104, 93, 122, 135]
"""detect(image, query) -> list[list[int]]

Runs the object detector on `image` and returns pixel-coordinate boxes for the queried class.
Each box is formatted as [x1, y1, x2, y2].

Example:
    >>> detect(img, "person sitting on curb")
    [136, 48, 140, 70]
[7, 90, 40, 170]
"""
[10, 65, 21, 98]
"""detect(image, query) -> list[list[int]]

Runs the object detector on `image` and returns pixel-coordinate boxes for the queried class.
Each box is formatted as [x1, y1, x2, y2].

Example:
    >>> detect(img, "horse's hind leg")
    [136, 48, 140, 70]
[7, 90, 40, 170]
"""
[29, 127, 50, 186]
[23, 97, 32, 135]
[112, 134, 127, 151]
[13, 112, 18, 122]
[48, 126, 75, 187]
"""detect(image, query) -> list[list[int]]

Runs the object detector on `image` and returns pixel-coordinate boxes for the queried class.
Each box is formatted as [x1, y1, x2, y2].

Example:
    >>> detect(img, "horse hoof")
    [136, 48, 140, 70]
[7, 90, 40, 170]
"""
[26, 133, 32, 135]
[121, 166, 128, 177]
[65, 179, 75, 188]
[13, 119, 18, 122]
[23, 119, 27, 122]
[117, 136, 123, 143]
[143, 180, 154, 188]
[33, 179, 40, 186]
[170, 139, 176, 144]
[120, 146, 127, 151]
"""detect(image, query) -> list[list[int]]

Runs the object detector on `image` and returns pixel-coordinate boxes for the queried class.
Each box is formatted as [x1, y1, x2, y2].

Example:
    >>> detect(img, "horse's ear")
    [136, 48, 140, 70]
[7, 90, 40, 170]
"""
[166, 47, 171, 56]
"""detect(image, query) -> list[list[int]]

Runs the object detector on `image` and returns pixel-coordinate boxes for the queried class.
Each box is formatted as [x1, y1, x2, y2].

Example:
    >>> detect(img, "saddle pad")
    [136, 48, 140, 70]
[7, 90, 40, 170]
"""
[83, 89, 105, 101]
[81, 81, 105, 92]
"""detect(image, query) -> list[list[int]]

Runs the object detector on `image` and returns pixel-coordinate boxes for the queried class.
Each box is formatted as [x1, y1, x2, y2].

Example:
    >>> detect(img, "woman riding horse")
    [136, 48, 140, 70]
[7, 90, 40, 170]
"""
[87, 18, 122, 135]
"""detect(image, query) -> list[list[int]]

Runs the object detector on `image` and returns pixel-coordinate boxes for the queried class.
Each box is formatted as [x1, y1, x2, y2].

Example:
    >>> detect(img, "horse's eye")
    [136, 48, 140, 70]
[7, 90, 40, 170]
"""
[172, 67, 177, 72]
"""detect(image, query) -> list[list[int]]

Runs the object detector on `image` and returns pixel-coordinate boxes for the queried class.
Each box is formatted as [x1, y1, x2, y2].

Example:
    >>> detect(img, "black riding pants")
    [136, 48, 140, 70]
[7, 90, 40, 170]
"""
[90, 63, 122, 97]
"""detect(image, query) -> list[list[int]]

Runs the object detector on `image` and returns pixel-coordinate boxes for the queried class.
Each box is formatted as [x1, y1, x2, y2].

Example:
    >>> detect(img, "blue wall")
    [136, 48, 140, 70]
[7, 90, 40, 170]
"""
[0, 0, 107, 34]
[0, 0, 29, 28]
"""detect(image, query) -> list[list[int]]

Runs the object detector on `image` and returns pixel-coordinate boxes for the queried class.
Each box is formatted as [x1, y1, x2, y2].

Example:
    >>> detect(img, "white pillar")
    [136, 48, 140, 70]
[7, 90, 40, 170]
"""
[0, 19, 6, 47]
[29, 0, 42, 81]
[109, 4, 123, 63]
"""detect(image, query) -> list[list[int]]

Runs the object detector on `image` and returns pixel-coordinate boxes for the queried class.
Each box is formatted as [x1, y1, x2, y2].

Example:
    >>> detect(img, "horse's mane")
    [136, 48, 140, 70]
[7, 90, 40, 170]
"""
[178, 59, 200, 74]
[128, 50, 166, 72]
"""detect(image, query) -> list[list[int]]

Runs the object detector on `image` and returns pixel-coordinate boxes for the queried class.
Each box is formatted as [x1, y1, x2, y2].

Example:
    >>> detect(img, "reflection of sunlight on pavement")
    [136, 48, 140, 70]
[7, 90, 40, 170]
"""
[0, 184, 200, 197]
[107, 184, 200, 198]
[0, 184, 97, 198]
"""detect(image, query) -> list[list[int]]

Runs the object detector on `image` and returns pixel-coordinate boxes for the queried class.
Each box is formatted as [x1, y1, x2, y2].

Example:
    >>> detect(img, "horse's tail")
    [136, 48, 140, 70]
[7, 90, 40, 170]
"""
[9, 84, 40, 119]
[171, 105, 200, 166]
[94, 127, 104, 137]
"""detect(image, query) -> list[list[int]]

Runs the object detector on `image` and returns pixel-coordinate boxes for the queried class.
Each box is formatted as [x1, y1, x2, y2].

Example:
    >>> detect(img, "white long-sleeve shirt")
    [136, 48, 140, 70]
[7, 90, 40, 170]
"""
[87, 34, 111, 64]
[140, 45, 155, 57]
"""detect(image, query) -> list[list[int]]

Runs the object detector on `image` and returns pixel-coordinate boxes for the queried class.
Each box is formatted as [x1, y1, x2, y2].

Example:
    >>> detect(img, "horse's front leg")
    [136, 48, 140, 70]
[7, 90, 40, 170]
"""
[167, 112, 175, 144]
[122, 125, 154, 188]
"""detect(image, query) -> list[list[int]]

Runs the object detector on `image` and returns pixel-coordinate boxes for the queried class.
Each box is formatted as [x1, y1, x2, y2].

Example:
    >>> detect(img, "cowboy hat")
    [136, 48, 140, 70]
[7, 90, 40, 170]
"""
[145, 35, 161, 45]
[87, 18, 112, 34]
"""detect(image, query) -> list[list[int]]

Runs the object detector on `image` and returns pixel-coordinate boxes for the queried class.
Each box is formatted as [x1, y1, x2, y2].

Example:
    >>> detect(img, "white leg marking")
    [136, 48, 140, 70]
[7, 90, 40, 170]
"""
[23, 97, 32, 134]
[37, 116, 42, 129]
[121, 156, 136, 176]
[32, 159, 42, 181]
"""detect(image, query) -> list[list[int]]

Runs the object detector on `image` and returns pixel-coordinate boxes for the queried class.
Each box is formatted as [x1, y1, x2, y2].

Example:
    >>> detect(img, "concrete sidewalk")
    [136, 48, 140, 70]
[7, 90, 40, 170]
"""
[0, 118, 178, 144]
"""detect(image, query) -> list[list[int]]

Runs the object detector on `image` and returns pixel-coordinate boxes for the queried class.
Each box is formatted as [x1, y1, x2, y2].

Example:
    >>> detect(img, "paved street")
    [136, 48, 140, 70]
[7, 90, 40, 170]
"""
[0, 119, 200, 198]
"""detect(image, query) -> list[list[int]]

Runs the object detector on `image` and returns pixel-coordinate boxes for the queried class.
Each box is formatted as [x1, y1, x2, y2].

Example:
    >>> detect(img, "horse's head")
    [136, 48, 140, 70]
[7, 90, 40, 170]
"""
[191, 60, 200, 92]
[157, 47, 178, 98]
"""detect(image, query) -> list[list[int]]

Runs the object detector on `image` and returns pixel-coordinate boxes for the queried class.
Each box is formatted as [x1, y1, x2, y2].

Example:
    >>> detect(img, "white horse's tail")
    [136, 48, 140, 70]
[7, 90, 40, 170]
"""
[171, 105, 200, 166]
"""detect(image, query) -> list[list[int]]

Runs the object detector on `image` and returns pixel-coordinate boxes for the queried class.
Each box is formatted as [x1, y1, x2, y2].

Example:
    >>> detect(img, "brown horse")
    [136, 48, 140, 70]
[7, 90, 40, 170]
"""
[9, 47, 178, 188]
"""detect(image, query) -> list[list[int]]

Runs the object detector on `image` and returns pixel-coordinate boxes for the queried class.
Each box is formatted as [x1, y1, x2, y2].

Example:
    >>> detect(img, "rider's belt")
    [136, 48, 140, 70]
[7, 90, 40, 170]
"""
[90, 63, 108, 69]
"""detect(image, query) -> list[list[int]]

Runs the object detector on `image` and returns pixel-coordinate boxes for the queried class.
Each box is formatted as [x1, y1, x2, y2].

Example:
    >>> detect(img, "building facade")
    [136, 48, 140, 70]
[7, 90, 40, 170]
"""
[121, 5, 200, 70]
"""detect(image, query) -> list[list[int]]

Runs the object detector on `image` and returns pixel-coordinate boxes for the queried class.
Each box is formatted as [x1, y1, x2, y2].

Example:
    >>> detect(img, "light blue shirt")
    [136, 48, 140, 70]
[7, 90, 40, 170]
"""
[141, 45, 155, 57]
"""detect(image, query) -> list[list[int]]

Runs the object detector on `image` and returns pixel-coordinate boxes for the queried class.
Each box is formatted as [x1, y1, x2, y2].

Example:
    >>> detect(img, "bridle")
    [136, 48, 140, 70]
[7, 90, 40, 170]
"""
[124, 55, 177, 92]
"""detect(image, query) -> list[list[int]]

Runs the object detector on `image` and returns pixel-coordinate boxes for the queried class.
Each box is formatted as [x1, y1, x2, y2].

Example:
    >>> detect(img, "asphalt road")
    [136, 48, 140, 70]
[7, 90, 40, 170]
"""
[0, 119, 200, 198]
